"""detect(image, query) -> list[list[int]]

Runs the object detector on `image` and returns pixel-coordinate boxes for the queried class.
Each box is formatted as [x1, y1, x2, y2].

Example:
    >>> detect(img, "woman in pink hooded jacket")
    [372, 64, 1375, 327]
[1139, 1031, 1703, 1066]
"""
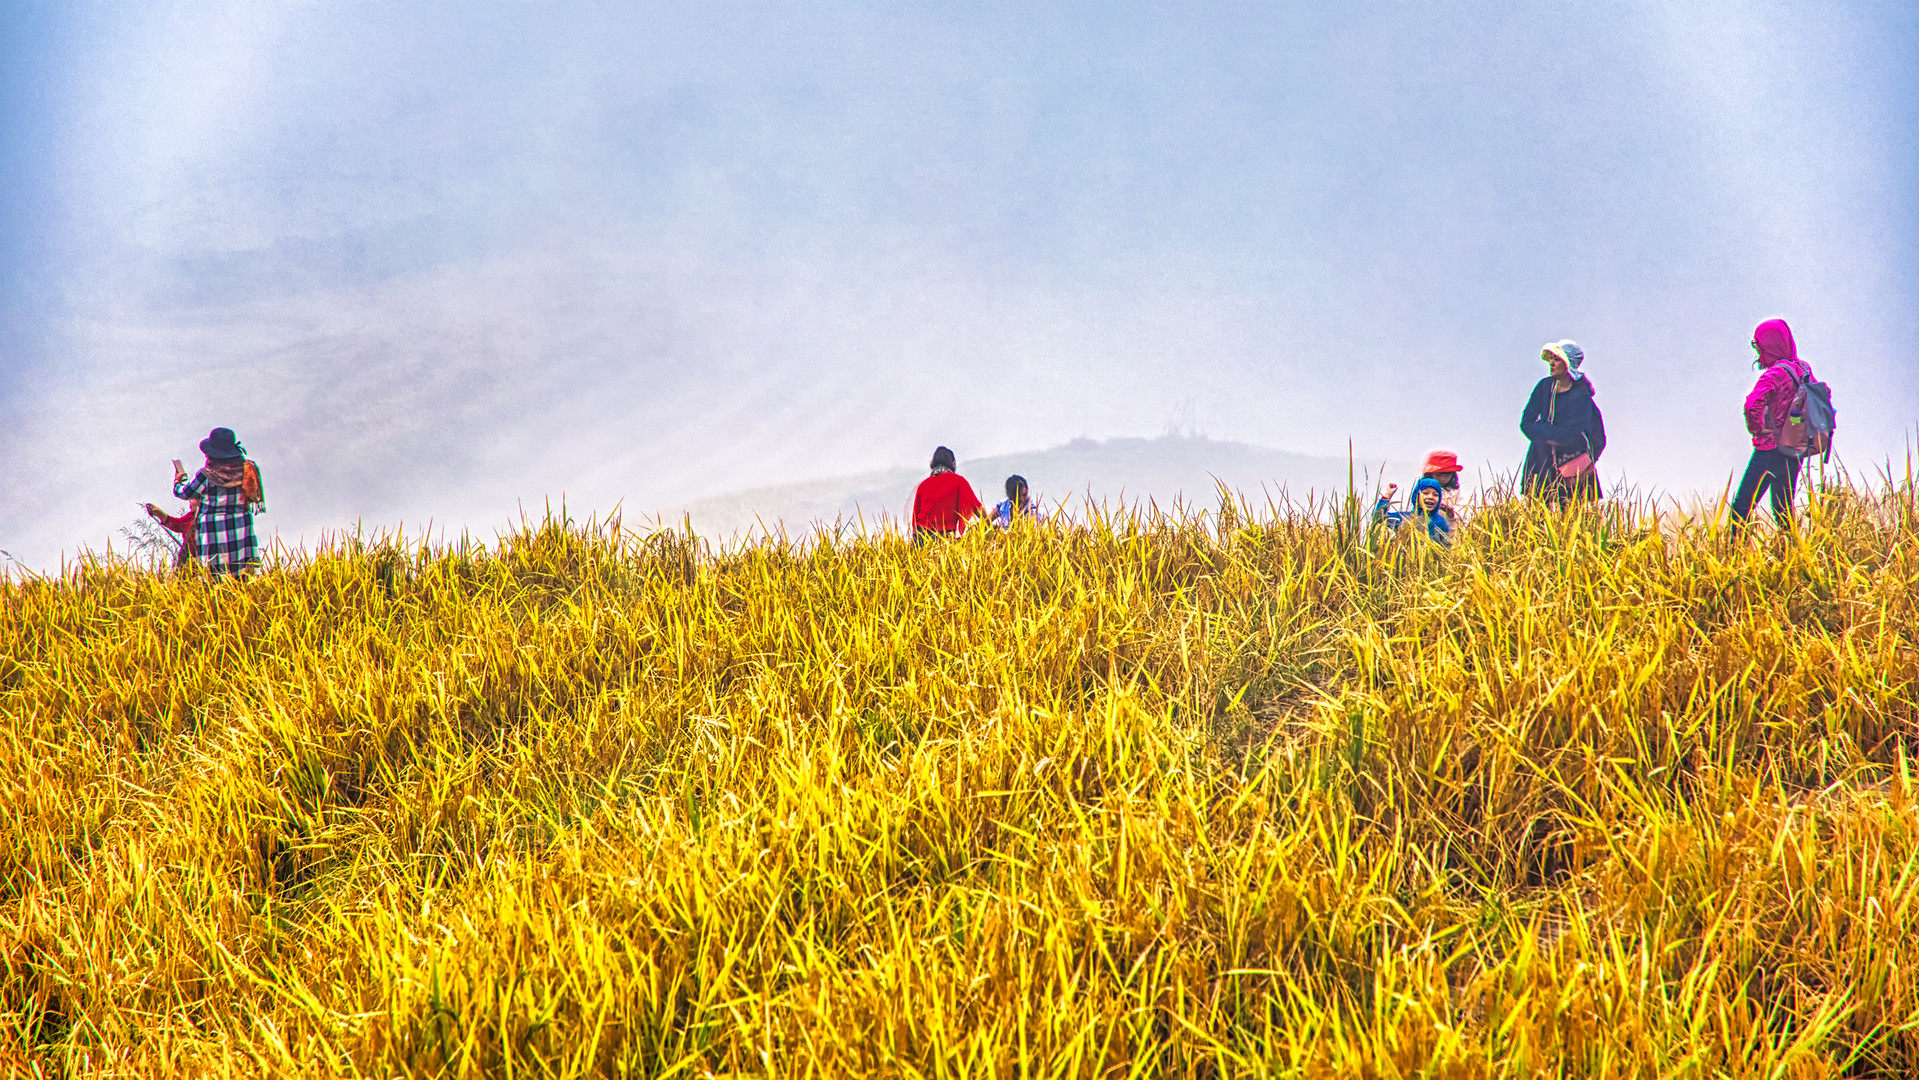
[1731, 318, 1813, 533]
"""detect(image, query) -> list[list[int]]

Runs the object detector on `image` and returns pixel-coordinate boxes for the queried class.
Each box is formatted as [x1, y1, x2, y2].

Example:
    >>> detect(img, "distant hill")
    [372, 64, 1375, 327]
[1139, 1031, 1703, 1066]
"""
[664, 435, 1418, 540]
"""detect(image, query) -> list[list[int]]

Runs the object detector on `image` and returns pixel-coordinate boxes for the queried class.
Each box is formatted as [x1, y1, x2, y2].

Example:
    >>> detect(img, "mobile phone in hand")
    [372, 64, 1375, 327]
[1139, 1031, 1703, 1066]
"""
[171, 458, 184, 476]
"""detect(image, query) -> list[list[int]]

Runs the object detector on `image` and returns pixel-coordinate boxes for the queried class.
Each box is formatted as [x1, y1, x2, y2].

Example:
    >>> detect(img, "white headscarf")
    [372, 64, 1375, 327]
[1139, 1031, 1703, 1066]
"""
[1541, 340, 1586, 380]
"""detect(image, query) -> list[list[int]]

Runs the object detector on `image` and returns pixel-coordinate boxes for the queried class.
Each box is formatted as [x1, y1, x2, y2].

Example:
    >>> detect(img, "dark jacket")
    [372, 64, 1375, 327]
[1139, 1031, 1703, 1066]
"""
[1520, 376, 1606, 498]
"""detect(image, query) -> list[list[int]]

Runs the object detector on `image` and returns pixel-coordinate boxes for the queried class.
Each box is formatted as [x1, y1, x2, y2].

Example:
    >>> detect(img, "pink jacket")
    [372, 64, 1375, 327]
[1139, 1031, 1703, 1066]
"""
[1743, 360, 1808, 451]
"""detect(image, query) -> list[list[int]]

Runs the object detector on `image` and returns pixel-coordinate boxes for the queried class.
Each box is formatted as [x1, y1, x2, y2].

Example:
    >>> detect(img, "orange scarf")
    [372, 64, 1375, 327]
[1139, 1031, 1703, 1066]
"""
[202, 460, 264, 505]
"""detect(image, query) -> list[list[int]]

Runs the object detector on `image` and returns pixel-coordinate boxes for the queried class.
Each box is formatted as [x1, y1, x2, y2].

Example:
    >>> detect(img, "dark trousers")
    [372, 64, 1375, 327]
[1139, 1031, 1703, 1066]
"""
[1730, 448, 1802, 531]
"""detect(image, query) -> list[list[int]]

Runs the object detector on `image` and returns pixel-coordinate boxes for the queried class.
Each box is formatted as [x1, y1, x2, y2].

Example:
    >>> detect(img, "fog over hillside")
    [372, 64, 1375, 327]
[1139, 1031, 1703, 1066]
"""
[0, 3, 1912, 570]
[667, 435, 1424, 541]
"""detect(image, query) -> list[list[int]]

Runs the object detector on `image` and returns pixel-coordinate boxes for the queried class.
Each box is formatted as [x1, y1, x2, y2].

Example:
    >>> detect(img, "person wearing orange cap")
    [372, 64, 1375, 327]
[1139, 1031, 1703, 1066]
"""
[1418, 450, 1464, 524]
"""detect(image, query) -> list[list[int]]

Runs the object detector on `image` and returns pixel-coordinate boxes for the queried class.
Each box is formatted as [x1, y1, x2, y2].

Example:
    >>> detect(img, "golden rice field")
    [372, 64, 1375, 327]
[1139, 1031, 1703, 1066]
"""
[5, 475, 1919, 1078]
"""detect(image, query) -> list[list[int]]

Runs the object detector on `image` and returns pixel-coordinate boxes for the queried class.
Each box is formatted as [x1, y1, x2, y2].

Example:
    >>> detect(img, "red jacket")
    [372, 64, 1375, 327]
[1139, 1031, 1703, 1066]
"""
[145, 503, 199, 564]
[912, 472, 984, 534]
[1743, 360, 1809, 451]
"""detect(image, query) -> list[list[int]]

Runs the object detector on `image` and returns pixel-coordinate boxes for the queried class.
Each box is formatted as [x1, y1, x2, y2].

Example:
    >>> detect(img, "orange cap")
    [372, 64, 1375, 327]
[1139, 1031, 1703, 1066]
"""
[1422, 450, 1462, 475]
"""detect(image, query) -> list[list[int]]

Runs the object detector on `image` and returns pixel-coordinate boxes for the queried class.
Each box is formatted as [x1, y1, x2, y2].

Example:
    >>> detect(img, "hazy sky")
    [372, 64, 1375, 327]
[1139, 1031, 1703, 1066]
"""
[1, 1, 1914, 567]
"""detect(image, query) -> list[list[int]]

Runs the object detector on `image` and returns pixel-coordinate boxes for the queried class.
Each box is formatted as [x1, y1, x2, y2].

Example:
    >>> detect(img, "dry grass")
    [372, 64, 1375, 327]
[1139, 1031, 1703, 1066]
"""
[3, 474, 1917, 1077]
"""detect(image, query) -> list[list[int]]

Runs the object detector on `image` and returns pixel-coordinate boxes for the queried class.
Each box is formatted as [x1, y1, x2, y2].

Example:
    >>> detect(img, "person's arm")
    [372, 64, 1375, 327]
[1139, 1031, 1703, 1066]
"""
[146, 504, 193, 534]
[174, 472, 206, 501]
[1585, 400, 1607, 460]
[958, 481, 985, 520]
[1743, 367, 1785, 437]
[1519, 380, 1554, 444]
[1372, 489, 1402, 530]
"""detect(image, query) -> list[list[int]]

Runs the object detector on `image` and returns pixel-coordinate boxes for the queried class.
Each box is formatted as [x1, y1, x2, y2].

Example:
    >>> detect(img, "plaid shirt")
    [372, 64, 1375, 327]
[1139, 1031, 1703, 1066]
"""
[174, 468, 262, 574]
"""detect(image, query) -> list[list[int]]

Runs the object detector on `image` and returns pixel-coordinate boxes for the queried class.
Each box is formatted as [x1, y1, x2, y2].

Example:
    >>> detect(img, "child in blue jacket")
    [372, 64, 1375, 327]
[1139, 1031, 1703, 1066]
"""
[1374, 477, 1453, 546]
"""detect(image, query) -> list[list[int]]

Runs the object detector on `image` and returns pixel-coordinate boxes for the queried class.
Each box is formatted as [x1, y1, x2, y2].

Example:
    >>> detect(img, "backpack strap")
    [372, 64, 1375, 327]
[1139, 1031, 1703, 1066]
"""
[1775, 360, 1808, 419]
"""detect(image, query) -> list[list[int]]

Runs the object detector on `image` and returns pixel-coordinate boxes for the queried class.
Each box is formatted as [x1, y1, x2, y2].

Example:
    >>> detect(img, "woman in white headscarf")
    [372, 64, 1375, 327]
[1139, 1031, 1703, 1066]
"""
[1519, 340, 1606, 506]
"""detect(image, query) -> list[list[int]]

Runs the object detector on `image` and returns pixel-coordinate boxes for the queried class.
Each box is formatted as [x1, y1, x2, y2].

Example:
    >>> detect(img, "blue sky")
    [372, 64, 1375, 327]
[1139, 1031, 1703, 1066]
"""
[1, 2, 1914, 566]
[0, 3, 66, 380]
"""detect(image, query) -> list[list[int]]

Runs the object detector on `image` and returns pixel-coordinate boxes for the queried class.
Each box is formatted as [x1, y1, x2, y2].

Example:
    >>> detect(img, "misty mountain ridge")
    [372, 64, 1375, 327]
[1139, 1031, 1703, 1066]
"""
[661, 434, 1422, 540]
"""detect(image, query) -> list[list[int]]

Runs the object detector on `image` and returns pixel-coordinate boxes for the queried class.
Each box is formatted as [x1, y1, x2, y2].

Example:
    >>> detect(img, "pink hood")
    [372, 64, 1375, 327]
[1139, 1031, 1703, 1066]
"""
[1744, 319, 1808, 451]
[1754, 318, 1798, 366]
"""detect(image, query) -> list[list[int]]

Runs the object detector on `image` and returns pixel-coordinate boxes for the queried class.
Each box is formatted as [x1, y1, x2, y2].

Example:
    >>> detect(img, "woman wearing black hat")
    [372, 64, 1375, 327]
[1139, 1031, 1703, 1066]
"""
[171, 427, 265, 575]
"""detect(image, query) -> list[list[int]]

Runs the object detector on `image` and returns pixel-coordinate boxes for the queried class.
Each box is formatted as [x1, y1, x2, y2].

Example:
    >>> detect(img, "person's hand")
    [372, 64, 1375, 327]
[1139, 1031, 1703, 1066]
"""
[1384, 483, 1398, 498]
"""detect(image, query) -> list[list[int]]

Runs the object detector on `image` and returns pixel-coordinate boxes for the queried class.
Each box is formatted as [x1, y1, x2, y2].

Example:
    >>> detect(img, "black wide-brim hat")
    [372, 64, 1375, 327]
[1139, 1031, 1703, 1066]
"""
[200, 427, 245, 460]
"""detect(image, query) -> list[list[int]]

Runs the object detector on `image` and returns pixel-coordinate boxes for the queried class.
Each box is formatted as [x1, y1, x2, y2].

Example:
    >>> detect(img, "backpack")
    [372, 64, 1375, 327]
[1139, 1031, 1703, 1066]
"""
[1773, 361, 1836, 462]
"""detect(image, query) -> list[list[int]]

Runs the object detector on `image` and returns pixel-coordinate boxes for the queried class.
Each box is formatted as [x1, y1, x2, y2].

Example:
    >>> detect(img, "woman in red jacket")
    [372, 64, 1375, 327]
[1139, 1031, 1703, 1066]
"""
[1732, 318, 1814, 534]
[143, 500, 199, 566]
[911, 446, 984, 541]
